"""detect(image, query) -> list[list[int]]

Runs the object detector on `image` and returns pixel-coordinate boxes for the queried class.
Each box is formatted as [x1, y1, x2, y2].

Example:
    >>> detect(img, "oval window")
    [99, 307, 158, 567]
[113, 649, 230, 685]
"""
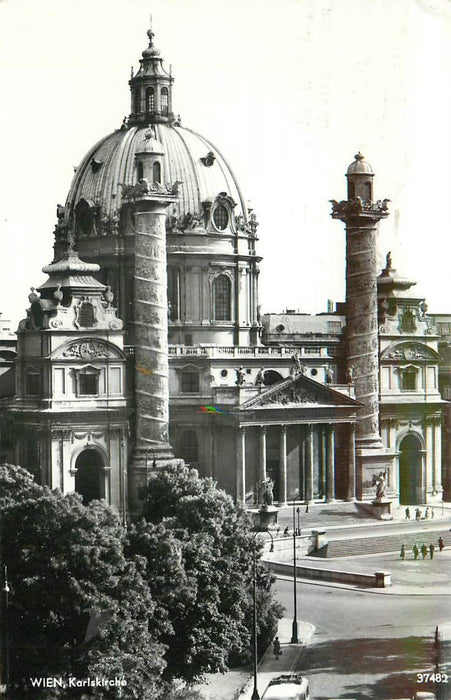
[213, 204, 229, 231]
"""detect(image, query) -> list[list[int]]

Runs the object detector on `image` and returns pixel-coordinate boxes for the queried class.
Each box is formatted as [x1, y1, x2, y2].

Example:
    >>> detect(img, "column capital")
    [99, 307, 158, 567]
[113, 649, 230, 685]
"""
[260, 425, 267, 435]
[280, 424, 287, 434]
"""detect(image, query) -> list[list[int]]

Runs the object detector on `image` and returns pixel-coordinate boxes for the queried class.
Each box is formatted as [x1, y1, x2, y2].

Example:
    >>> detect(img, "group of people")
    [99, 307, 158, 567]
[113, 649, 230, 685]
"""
[400, 537, 444, 560]
[405, 506, 434, 521]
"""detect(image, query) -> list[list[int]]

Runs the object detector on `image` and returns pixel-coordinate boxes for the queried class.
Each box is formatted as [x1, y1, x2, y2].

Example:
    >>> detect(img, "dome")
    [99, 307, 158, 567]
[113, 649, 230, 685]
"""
[346, 152, 374, 176]
[64, 123, 248, 225]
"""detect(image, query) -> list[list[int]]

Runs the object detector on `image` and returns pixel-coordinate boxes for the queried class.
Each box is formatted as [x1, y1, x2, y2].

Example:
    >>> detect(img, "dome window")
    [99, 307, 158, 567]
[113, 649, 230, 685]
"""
[161, 87, 169, 116]
[153, 161, 161, 183]
[146, 87, 155, 113]
[213, 274, 231, 321]
[134, 90, 141, 115]
[213, 204, 229, 231]
[137, 160, 144, 180]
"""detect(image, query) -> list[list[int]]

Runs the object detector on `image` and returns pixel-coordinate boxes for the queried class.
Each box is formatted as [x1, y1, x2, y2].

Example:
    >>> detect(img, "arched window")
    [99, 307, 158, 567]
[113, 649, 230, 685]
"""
[167, 267, 181, 321]
[214, 274, 232, 321]
[134, 90, 141, 114]
[146, 87, 155, 113]
[137, 160, 144, 180]
[161, 87, 169, 116]
[180, 430, 199, 464]
[348, 182, 356, 199]
[213, 204, 229, 231]
[365, 181, 372, 201]
[153, 161, 161, 183]
[25, 367, 41, 396]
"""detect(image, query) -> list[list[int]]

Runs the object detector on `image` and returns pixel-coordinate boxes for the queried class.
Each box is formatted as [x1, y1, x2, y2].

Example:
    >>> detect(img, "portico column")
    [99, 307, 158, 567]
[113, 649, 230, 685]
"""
[305, 424, 314, 503]
[326, 426, 336, 503]
[236, 426, 246, 505]
[346, 423, 356, 501]
[433, 417, 443, 496]
[258, 426, 267, 484]
[425, 419, 434, 498]
[279, 425, 288, 506]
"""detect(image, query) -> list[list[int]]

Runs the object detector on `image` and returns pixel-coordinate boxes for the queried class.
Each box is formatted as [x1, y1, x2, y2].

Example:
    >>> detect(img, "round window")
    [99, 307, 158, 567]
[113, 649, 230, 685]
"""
[213, 204, 229, 231]
[221, 369, 228, 377]
[311, 368, 318, 376]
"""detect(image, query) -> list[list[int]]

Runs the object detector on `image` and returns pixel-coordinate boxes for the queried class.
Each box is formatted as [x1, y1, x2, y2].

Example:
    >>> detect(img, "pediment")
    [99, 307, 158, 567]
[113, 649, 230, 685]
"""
[239, 374, 359, 410]
[51, 337, 125, 361]
[381, 341, 438, 362]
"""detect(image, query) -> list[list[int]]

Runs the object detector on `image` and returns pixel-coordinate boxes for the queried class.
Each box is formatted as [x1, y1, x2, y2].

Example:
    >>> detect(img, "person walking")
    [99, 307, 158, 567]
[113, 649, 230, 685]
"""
[430, 543, 435, 560]
[421, 543, 428, 560]
[438, 536, 445, 552]
[405, 507, 410, 520]
[415, 508, 421, 521]
[273, 636, 281, 660]
[431, 508, 435, 520]
[413, 544, 419, 560]
[424, 508, 429, 519]
[400, 544, 406, 560]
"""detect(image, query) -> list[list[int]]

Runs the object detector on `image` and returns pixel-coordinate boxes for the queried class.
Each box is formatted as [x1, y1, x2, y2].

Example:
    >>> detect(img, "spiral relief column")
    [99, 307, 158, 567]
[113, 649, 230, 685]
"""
[126, 130, 180, 506]
[331, 153, 395, 501]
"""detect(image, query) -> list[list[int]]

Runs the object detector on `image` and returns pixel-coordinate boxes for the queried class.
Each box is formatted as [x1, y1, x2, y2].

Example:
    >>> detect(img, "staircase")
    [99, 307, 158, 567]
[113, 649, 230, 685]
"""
[313, 529, 449, 558]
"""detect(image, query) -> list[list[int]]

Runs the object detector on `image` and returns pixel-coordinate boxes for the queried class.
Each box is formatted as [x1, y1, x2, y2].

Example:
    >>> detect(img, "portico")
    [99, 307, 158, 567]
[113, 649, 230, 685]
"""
[235, 373, 360, 506]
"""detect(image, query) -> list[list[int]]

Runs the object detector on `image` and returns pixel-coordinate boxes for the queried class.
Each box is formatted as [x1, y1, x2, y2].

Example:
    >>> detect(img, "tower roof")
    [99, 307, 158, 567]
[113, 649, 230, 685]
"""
[346, 152, 374, 176]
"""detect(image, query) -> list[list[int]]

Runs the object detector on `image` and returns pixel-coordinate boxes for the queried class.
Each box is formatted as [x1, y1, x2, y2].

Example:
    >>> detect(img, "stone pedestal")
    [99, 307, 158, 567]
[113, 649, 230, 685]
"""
[355, 498, 393, 520]
[251, 505, 279, 531]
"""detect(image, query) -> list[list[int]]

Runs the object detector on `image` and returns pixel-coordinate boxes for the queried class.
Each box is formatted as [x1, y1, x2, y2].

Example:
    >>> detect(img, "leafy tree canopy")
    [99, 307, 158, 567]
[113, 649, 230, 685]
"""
[133, 465, 283, 682]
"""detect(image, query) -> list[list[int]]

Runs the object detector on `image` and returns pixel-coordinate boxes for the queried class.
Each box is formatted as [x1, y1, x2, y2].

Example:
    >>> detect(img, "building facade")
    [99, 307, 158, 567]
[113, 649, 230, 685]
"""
[0, 24, 448, 514]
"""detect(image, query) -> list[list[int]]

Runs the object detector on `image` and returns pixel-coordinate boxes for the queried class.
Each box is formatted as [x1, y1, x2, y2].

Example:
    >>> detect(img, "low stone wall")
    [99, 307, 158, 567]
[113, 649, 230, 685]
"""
[266, 560, 391, 588]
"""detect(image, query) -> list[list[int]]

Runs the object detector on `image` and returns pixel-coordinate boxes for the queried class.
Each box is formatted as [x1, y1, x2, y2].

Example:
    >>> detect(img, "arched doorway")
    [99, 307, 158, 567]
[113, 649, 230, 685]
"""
[74, 448, 105, 504]
[399, 434, 423, 505]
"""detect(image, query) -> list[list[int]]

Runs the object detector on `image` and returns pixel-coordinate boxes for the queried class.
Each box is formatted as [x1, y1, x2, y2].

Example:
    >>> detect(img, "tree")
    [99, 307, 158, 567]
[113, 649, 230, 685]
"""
[132, 465, 283, 683]
[0, 464, 166, 698]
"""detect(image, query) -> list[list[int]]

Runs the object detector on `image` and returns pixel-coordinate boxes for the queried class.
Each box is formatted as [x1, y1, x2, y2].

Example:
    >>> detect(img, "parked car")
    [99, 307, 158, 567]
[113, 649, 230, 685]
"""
[261, 674, 310, 700]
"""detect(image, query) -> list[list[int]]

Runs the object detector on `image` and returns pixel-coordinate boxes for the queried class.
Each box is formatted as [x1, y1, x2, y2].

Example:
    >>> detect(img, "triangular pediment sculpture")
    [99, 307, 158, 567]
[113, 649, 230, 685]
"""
[238, 373, 359, 411]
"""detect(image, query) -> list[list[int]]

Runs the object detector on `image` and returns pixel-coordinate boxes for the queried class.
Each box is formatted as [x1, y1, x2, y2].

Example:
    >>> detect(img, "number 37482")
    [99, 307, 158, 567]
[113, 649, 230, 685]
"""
[416, 672, 448, 683]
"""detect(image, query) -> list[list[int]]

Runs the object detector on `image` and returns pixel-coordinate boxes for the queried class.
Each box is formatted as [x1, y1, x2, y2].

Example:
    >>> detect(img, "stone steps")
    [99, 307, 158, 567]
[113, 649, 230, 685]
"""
[319, 529, 449, 558]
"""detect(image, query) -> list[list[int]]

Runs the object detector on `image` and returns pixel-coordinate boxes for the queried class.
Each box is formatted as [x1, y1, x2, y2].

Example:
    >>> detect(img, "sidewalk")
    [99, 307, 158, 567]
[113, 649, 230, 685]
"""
[195, 617, 314, 700]
[279, 547, 451, 596]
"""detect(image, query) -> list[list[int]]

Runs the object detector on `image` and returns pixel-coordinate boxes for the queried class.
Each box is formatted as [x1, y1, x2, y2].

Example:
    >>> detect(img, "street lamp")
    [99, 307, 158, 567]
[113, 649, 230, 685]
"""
[2, 566, 10, 700]
[251, 542, 260, 700]
[296, 506, 301, 536]
[290, 503, 299, 644]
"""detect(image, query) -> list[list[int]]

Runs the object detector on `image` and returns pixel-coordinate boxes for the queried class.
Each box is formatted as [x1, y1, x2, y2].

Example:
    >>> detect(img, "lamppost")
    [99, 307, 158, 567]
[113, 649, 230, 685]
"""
[290, 503, 299, 644]
[251, 543, 260, 700]
[251, 529, 274, 700]
[296, 506, 301, 536]
[2, 566, 10, 700]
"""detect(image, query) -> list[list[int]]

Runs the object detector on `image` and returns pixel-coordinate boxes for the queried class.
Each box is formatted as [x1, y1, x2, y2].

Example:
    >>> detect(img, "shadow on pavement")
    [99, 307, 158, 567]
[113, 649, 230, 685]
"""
[303, 635, 434, 699]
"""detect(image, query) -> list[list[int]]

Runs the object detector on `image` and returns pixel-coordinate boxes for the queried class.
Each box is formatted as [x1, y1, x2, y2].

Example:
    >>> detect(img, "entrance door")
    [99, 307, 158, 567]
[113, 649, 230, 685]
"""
[75, 449, 104, 504]
[399, 434, 423, 504]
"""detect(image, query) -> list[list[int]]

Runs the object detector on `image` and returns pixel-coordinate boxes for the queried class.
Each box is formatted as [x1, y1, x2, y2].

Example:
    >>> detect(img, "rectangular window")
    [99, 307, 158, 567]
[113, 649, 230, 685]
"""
[402, 371, 416, 391]
[181, 372, 199, 393]
[26, 372, 41, 396]
[79, 374, 99, 396]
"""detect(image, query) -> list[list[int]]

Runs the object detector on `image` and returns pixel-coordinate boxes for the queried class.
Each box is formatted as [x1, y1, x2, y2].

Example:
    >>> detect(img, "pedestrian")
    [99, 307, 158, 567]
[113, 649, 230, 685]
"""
[430, 543, 435, 559]
[283, 526, 289, 537]
[305, 503, 309, 513]
[413, 544, 419, 560]
[431, 508, 435, 520]
[421, 543, 428, 560]
[405, 507, 410, 520]
[273, 636, 281, 660]
[425, 507, 429, 519]
[438, 537, 444, 552]
[415, 508, 421, 521]
[400, 544, 406, 560]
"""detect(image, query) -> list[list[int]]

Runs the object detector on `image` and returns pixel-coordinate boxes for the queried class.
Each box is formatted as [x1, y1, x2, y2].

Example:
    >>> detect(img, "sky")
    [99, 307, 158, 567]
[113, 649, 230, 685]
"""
[1, 0, 451, 328]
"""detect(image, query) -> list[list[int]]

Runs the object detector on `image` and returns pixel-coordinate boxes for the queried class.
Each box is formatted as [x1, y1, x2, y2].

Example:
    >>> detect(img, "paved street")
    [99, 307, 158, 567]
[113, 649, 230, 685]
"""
[276, 577, 450, 699]
[197, 508, 451, 699]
